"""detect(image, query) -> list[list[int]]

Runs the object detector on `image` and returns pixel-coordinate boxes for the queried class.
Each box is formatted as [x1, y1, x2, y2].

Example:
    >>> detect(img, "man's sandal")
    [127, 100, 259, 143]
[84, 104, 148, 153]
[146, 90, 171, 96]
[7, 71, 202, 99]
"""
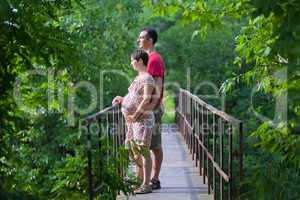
[150, 178, 161, 190]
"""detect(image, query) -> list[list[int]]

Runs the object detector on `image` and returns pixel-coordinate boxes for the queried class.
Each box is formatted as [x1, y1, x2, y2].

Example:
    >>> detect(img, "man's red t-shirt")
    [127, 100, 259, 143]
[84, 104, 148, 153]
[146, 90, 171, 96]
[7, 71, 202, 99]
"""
[147, 51, 165, 107]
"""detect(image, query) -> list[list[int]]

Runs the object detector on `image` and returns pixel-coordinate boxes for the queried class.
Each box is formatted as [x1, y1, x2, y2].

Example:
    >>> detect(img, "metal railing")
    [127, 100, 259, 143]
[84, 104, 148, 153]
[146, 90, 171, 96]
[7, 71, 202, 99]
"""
[176, 89, 243, 200]
[83, 104, 127, 200]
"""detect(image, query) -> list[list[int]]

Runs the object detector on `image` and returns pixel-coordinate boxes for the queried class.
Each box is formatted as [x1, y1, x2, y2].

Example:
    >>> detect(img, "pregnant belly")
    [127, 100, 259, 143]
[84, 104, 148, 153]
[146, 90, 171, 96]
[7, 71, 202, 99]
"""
[121, 95, 137, 115]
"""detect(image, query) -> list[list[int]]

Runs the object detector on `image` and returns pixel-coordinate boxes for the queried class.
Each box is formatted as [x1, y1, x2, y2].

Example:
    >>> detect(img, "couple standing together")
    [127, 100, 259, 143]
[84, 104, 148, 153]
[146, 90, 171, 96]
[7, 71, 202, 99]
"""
[112, 27, 165, 194]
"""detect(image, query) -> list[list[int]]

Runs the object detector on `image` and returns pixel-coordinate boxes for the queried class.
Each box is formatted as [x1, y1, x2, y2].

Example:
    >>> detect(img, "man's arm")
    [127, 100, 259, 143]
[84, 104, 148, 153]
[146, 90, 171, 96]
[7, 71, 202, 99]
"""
[143, 76, 163, 111]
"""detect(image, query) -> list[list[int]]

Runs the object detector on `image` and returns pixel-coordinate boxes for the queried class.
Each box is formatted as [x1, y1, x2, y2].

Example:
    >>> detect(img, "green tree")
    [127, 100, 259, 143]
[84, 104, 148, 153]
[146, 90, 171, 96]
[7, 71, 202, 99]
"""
[142, 0, 300, 198]
[1, 0, 143, 199]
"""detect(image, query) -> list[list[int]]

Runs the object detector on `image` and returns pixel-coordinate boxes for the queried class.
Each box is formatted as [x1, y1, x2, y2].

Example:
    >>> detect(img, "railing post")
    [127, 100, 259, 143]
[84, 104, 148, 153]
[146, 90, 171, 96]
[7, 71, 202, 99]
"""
[220, 118, 224, 200]
[239, 122, 244, 197]
[199, 104, 203, 176]
[213, 113, 216, 200]
[195, 101, 199, 167]
[201, 106, 205, 183]
[87, 122, 93, 200]
[98, 117, 103, 197]
[228, 124, 233, 200]
[206, 109, 210, 194]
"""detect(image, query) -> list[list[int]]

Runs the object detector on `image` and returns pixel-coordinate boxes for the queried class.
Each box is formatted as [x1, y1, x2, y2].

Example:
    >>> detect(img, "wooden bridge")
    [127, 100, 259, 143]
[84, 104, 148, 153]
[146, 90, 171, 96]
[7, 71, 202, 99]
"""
[84, 89, 243, 200]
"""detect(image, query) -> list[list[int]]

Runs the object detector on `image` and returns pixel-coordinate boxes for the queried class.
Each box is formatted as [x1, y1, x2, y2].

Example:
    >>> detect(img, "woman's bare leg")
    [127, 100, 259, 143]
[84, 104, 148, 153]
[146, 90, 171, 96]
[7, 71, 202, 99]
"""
[135, 155, 143, 182]
[142, 149, 152, 185]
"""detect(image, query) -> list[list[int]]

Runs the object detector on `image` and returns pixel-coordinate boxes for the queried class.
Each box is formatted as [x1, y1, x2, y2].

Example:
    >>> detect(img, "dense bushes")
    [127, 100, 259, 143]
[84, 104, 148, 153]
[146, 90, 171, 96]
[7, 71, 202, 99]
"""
[144, 0, 300, 199]
[1, 0, 142, 199]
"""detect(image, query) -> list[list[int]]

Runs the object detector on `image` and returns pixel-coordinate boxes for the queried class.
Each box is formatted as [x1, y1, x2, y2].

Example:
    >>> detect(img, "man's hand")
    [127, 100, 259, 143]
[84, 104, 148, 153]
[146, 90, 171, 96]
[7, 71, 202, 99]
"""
[112, 96, 123, 105]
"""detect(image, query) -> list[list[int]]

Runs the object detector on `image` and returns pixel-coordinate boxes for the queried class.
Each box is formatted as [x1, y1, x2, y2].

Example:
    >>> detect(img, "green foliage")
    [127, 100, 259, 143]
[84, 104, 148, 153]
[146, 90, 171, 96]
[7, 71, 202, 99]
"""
[50, 153, 88, 199]
[1, 0, 143, 199]
[2, 0, 300, 198]
[251, 123, 300, 165]
[243, 152, 300, 200]
[157, 22, 238, 109]
[161, 90, 176, 123]
[90, 137, 138, 200]
[143, 0, 300, 198]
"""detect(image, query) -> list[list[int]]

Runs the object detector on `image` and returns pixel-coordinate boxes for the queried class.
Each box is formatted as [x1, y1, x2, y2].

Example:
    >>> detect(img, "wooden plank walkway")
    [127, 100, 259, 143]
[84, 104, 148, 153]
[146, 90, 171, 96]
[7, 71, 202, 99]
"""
[118, 124, 213, 200]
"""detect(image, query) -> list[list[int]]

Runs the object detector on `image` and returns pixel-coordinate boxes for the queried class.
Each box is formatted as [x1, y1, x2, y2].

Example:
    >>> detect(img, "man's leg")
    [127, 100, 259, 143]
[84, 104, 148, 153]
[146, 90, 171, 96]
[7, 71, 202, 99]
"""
[150, 106, 164, 189]
[151, 148, 163, 180]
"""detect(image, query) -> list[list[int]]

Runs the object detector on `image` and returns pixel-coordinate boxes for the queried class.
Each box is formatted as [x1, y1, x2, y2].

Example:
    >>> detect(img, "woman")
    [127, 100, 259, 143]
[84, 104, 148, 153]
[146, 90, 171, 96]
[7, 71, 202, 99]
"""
[112, 49, 155, 194]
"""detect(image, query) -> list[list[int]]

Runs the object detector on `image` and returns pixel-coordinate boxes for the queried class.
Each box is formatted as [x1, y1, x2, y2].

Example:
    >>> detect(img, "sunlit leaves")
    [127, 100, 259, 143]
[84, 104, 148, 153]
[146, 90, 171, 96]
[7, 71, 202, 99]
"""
[234, 13, 279, 71]
[1, 0, 143, 199]
[143, 1, 300, 198]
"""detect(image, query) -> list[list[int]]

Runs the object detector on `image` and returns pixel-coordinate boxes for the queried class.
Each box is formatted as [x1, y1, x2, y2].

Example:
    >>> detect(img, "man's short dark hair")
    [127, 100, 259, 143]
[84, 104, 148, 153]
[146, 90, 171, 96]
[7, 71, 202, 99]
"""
[131, 49, 149, 66]
[141, 27, 158, 45]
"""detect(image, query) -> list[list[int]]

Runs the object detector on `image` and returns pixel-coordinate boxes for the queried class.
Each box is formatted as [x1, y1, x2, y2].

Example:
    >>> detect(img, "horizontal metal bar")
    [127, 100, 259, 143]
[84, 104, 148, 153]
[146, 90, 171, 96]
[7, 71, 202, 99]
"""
[177, 111, 193, 131]
[180, 89, 241, 126]
[195, 135, 230, 182]
[84, 105, 120, 123]
[93, 185, 102, 194]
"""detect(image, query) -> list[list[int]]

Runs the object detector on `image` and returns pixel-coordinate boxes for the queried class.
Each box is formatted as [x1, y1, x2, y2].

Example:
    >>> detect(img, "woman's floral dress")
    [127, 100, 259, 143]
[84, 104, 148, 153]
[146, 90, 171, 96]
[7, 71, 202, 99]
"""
[121, 74, 155, 147]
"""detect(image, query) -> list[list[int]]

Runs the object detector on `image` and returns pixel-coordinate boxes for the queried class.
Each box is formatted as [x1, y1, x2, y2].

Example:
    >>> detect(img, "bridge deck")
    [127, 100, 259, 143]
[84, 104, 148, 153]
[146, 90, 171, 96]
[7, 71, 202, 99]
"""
[118, 124, 213, 200]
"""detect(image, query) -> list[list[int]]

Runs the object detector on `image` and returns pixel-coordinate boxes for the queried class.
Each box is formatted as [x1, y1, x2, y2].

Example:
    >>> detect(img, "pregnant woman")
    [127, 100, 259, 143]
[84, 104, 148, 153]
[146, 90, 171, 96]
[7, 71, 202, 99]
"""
[112, 49, 155, 194]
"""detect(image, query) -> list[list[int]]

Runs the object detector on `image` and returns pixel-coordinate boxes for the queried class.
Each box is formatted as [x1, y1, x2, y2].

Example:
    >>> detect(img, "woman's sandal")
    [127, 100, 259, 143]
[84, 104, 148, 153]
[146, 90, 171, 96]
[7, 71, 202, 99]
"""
[134, 184, 152, 194]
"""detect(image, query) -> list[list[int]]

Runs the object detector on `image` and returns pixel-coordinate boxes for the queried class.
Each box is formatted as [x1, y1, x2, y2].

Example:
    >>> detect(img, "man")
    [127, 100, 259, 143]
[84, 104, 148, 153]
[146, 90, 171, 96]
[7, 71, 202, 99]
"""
[112, 27, 165, 190]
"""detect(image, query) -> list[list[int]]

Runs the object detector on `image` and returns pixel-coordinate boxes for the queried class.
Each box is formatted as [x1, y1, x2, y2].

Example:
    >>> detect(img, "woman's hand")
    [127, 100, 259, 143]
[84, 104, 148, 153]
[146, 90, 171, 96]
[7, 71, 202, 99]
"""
[112, 96, 123, 105]
[126, 115, 136, 123]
